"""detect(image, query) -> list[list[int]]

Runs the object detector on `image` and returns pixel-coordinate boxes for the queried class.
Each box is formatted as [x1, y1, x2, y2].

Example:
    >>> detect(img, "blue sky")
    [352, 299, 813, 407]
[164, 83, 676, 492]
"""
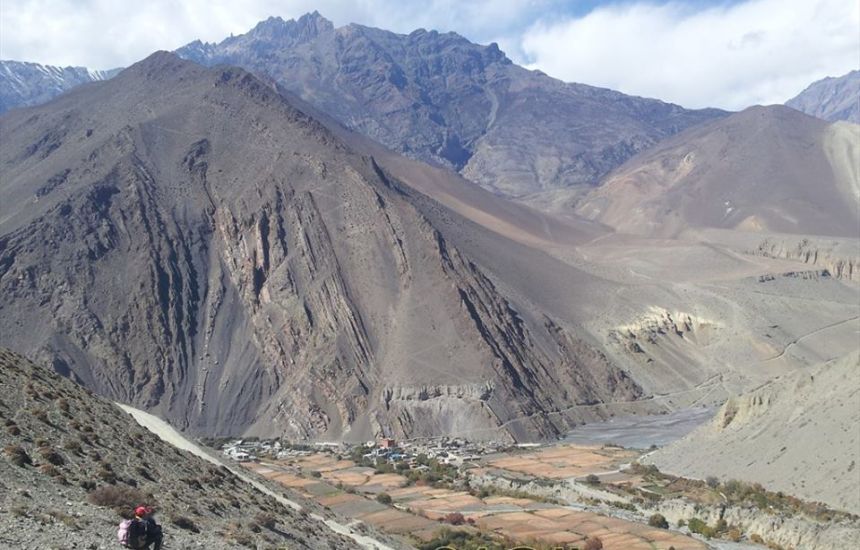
[0, 0, 857, 109]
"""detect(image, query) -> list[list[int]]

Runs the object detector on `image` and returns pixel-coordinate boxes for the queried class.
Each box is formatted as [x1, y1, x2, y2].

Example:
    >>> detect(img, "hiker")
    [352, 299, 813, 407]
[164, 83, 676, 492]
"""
[118, 505, 163, 549]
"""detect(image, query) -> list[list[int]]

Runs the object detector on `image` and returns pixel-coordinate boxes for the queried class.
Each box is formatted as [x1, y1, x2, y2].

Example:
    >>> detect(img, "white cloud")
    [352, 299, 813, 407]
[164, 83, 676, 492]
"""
[518, 0, 860, 109]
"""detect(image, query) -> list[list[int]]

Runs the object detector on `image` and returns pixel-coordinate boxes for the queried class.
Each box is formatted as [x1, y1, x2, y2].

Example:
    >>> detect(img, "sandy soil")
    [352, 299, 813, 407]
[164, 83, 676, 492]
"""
[647, 353, 860, 514]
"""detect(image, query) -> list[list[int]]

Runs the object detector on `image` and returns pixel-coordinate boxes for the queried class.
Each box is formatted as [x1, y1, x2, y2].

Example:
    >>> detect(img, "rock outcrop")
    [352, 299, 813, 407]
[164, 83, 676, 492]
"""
[750, 237, 858, 282]
[653, 499, 860, 550]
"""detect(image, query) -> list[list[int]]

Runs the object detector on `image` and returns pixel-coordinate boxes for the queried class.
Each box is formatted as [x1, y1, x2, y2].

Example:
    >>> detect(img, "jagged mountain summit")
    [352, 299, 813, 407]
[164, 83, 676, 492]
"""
[0, 52, 643, 443]
[786, 70, 860, 124]
[575, 105, 860, 238]
[176, 11, 725, 196]
[0, 60, 119, 114]
[0, 348, 367, 549]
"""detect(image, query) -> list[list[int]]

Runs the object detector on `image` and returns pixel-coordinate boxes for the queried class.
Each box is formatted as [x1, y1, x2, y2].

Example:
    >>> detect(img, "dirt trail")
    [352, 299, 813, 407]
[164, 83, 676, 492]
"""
[117, 404, 398, 550]
[761, 315, 859, 362]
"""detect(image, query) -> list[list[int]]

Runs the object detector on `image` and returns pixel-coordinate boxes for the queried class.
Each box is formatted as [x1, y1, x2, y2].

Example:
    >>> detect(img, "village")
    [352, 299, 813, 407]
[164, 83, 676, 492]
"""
[219, 435, 511, 469]
[211, 435, 715, 549]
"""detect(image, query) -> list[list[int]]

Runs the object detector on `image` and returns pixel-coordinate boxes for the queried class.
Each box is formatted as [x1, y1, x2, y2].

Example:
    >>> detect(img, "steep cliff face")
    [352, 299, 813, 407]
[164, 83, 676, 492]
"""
[750, 237, 858, 282]
[0, 53, 640, 442]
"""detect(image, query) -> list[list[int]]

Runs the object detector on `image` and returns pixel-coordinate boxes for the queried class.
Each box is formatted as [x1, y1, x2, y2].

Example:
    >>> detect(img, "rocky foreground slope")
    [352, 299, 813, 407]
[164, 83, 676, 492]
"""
[0, 52, 642, 443]
[0, 348, 372, 549]
[176, 12, 723, 196]
[647, 352, 860, 515]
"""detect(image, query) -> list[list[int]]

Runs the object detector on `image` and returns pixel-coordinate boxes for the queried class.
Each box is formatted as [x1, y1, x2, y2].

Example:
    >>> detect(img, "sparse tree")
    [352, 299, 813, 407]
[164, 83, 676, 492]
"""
[584, 536, 603, 550]
[648, 513, 669, 529]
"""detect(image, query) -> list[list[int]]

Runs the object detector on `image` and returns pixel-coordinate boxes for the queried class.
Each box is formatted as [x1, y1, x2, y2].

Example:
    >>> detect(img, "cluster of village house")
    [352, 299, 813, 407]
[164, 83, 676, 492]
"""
[221, 436, 513, 467]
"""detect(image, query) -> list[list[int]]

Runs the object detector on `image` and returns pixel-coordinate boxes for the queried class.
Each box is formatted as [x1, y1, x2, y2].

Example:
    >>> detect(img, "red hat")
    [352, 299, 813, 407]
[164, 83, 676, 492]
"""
[134, 506, 153, 517]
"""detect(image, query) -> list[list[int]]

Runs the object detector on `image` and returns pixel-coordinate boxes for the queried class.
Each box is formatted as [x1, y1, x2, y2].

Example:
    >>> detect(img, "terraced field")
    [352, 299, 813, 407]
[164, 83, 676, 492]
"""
[245, 446, 706, 549]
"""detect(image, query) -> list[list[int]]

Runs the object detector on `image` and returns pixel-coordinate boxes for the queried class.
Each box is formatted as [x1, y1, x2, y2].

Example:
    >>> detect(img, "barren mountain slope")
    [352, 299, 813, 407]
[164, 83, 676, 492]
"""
[647, 352, 860, 514]
[0, 52, 642, 443]
[176, 12, 724, 196]
[786, 70, 860, 124]
[0, 348, 366, 549]
[576, 106, 860, 238]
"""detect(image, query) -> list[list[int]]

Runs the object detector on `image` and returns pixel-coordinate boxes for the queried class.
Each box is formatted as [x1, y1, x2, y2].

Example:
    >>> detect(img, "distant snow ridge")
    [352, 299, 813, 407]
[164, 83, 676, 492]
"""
[786, 70, 860, 124]
[0, 60, 120, 113]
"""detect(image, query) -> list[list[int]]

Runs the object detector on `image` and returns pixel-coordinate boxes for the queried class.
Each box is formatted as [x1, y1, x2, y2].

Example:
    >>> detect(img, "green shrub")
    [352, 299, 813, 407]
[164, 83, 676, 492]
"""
[172, 515, 200, 533]
[31, 408, 50, 423]
[648, 513, 669, 529]
[253, 512, 276, 530]
[87, 485, 150, 513]
[443, 512, 466, 525]
[4, 444, 31, 466]
[376, 492, 393, 505]
[37, 447, 65, 466]
[417, 528, 498, 550]
[687, 517, 716, 538]
[63, 439, 83, 454]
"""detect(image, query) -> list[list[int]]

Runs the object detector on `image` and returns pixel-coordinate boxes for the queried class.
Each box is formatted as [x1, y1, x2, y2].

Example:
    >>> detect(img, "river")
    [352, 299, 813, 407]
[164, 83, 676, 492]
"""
[562, 406, 716, 448]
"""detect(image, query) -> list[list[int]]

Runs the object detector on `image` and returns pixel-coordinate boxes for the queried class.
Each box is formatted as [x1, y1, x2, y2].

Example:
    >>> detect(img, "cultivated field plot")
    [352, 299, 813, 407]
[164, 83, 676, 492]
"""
[246, 461, 442, 540]
[246, 447, 707, 549]
[479, 509, 705, 549]
[486, 444, 639, 480]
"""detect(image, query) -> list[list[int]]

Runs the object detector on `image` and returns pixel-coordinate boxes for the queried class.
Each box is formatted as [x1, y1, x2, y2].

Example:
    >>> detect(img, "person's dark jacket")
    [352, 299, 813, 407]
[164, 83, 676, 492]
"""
[129, 517, 163, 549]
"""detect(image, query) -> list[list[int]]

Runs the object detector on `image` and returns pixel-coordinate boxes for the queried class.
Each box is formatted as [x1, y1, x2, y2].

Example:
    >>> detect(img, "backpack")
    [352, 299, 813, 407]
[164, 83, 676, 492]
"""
[117, 519, 134, 546]
[118, 518, 146, 548]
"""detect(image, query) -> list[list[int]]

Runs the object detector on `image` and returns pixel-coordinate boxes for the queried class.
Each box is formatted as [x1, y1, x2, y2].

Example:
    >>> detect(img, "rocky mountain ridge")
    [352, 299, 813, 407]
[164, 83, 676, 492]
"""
[786, 70, 860, 124]
[175, 11, 725, 196]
